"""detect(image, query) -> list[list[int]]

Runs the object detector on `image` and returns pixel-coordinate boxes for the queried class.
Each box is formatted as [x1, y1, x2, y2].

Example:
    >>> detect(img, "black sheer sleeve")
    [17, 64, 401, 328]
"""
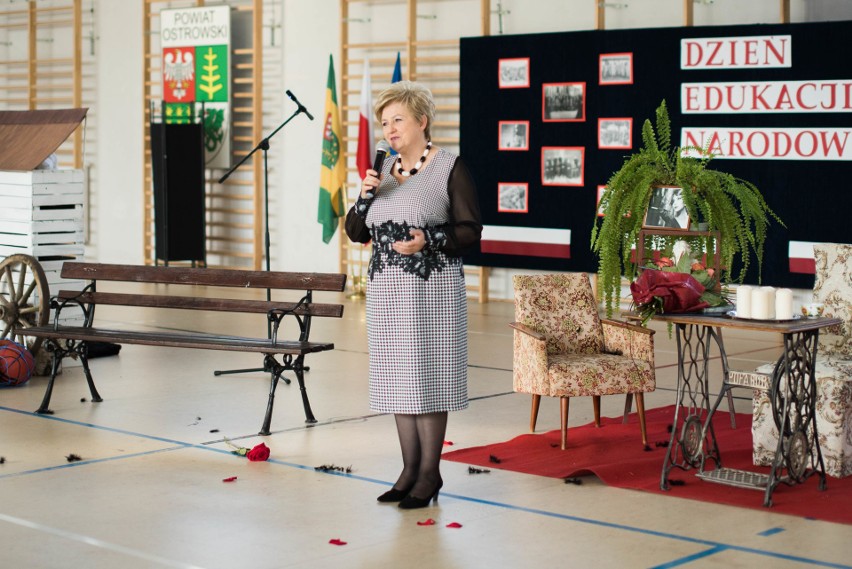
[425, 157, 483, 256]
[344, 195, 372, 244]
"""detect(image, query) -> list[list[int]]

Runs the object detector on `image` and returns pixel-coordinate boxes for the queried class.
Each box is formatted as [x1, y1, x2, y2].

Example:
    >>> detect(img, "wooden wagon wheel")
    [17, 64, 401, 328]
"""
[0, 254, 50, 355]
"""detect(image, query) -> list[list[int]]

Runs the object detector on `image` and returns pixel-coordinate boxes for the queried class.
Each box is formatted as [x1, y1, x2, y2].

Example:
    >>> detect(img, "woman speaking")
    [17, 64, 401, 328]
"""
[345, 81, 482, 509]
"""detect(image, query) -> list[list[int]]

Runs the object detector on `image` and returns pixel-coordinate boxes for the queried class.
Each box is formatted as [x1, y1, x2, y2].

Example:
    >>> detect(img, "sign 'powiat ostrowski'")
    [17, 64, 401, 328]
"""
[161, 6, 231, 168]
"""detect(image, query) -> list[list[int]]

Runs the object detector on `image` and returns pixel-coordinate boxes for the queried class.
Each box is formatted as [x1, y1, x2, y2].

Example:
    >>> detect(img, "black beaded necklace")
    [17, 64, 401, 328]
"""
[396, 141, 432, 177]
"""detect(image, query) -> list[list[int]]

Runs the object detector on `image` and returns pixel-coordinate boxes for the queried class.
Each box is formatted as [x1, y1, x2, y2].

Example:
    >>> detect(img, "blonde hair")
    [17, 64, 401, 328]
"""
[374, 80, 436, 141]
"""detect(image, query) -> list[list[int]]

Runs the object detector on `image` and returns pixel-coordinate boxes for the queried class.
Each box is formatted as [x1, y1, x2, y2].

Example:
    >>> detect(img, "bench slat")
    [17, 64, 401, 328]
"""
[57, 291, 344, 318]
[25, 326, 334, 355]
[60, 262, 347, 292]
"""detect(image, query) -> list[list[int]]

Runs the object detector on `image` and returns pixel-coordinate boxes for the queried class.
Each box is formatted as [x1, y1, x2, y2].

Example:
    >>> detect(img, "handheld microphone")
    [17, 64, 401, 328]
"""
[285, 89, 314, 121]
[366, 140, 391, 199]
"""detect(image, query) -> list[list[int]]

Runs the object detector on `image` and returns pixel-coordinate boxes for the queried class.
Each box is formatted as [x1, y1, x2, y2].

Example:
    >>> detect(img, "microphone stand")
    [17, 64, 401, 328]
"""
[213, 100, 312, 378]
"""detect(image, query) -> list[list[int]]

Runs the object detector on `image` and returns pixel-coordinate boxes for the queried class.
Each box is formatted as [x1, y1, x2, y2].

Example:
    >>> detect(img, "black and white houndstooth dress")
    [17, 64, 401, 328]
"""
[345, 148, 481, 414]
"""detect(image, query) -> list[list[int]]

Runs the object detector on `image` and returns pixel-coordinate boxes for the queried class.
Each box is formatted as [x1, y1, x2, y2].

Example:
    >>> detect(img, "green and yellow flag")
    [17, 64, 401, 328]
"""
[318, 55, 346, 244]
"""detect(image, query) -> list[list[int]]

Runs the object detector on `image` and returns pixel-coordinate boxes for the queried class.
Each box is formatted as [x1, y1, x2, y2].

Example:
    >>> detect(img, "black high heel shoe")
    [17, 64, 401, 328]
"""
[398, 479, 443, 509]
[377, 486, 413, 503]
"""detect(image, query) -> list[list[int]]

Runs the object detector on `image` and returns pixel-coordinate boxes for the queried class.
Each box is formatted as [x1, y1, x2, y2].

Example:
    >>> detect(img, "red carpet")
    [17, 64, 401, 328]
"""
[443, 405, 852, 525]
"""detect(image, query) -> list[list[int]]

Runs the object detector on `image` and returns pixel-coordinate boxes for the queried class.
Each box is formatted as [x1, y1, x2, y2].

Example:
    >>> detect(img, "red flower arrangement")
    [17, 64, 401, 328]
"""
[630, 240, 728, 326]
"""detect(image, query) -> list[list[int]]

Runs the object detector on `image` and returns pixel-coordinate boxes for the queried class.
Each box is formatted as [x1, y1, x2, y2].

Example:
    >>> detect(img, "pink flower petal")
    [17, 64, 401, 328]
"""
[329, 538, 347, 546]
[222, 476, 238, 483]
[446, 522, 463, 528]
[417, 519, 437, 526]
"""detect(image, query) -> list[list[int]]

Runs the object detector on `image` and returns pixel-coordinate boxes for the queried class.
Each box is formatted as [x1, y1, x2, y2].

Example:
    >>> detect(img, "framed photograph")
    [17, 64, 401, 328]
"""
[497, 183, 529, 213]
[643, 186, 690, 230]
[598, 118, 633, 149]
[541, 146, 584, 187]
[498, 58, 530, 88]
[599, 53, 633, 85]
[498, 121, 529, 151]
[597, 185, 606, 217]
[542, 82, 585, 122]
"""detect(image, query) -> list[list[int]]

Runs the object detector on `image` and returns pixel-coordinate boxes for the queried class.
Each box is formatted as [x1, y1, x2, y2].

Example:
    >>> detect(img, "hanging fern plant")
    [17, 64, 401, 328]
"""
[590, 100, 785, 317]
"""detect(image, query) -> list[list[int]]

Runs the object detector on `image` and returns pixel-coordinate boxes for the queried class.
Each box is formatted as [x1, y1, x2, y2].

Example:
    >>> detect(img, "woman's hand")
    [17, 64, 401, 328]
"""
[392, 228, 426, 255]
[361, 169, 380, 198]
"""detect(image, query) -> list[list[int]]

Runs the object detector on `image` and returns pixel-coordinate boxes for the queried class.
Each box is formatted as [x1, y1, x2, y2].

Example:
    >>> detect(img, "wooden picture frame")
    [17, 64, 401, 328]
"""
[643, 186, 690, 230]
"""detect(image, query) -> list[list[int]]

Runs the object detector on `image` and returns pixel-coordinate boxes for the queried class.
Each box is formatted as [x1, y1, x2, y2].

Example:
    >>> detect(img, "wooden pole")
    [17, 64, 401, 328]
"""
[408, 0, 416, 80]
[481, 0, 490, 36]
[780, 0, 790, 23]
[684, 0, 694, 26]
[73, 0, 82, 168]
[596, 0, 605, 31]
[252, 0, 264, 270]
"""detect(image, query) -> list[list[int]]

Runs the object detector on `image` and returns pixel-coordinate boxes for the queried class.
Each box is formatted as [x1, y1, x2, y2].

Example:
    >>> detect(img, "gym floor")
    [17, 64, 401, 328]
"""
[1, 283, 849, 569]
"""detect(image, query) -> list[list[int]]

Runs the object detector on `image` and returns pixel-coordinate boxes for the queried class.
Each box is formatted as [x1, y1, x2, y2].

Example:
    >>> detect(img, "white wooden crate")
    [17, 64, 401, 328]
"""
[0, 169, 84, 185]
[0, 205, 84, 222]
[1, 219, 83, 234]
[1, 170, 87, 367]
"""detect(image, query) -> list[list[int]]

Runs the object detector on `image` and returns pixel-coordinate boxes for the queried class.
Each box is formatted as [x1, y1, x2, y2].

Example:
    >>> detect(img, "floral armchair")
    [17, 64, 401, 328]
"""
[511, 273, 656, 450]
[752, 243, 852, 477]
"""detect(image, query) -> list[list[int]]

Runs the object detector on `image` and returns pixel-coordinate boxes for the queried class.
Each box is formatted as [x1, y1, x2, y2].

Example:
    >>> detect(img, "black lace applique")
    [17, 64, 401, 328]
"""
[369, 220, 446, 281]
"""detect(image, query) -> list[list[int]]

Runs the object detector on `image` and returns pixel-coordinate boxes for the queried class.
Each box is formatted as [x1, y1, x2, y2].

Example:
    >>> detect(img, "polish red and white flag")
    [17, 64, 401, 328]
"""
[356, 59, 375, 179]
[788, 240, 817, 274]
[480, 225, 571, 259]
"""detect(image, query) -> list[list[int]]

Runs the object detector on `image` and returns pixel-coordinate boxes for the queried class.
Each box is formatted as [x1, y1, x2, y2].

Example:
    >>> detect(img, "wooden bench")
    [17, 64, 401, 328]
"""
[19, 262, 346, 435]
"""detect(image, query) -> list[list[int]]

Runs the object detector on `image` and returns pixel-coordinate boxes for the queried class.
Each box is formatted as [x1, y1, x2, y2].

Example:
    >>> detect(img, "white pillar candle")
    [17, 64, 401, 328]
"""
[775, 288, 793, 320]
[736, 285, 753, 318]
[753, 286, 776, 319]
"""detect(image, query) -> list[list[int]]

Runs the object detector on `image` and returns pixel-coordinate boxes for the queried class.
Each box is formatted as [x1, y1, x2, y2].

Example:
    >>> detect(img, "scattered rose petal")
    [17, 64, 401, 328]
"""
[222, 476, 238, 483]
[417, 519, 436, 526]
[443, 440, 454, 446]
[329, 538, 347, 546]
[446, 522, 463, 528]
[246, 443, 270, 462]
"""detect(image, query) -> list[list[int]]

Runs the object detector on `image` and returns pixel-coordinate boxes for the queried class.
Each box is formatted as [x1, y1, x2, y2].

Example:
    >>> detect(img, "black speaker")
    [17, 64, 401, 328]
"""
[150, 122, 206, 264]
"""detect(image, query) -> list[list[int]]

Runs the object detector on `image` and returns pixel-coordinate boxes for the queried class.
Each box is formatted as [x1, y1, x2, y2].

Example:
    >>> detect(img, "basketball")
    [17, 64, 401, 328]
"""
[0, 340, 35, 387]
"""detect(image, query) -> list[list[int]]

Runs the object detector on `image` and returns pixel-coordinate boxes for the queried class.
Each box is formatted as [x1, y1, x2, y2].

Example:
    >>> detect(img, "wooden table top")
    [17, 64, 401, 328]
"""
[636, 312, 842, 334]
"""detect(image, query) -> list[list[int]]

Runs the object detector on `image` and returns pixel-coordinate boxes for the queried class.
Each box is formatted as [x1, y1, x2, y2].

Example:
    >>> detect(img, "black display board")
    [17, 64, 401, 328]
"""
[460, 21, 852, 288]
[150, 122, 206, 264]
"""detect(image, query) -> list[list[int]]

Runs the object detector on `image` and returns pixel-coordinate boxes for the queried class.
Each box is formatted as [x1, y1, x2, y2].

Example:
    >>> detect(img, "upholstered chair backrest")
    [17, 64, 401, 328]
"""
[813, 243, 852, 358]
[513, 273, 604, 355]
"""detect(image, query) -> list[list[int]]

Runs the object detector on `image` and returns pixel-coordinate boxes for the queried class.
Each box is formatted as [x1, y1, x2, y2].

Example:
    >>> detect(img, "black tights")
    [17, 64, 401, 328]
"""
[392, 412, 447, 497]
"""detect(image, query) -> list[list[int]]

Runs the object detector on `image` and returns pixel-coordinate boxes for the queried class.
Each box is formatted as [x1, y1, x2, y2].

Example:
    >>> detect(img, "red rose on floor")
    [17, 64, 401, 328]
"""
[246, 443, 270, 462]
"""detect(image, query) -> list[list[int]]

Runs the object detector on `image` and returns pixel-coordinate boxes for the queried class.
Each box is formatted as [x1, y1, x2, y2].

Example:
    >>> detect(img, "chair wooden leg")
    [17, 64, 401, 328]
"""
[530, 394, 541, 433]
[592, 395, 601, 427]
[623, 393, 634, 423]
[560, 396, 570, 450]
[636, 393, 648, 447]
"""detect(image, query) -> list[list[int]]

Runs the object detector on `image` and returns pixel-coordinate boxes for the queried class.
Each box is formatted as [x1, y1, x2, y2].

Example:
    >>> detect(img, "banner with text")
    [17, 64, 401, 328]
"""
[461, 21, 852, 286]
